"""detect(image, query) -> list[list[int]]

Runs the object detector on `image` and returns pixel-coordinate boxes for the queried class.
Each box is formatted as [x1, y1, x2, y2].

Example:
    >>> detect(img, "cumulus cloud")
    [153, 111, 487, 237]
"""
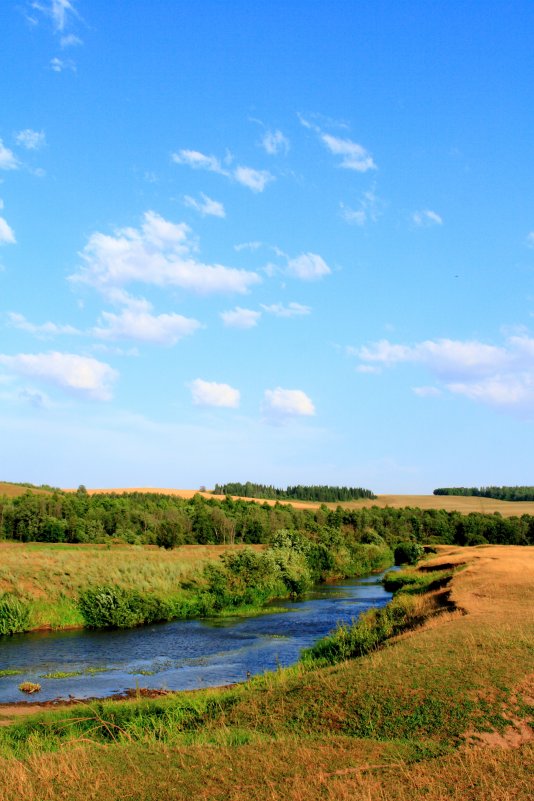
[173, 148, 273, 193]
[220, 307, 261, 329]
[262, 387, 315, 420]
[92, 308, 202, 345]
[234, 241, 262, 252]
[0, 351, 117, 400]
[8, 312, 79, 335]
[189, 378, 240, 408]
[261, 130, 289, 155]
[261, 302, 311, 318]
[412, 209, 443, 227]
[233, 166, 273, 193]
[354, 334, 534, 414]
[183, 193, 225, 218]
[0, 140, 18, 170]
[15, 129, 46, 150]
[286, 252, 331, 281]
[70, 211, 261, 296]
[0, 218, 16, 245]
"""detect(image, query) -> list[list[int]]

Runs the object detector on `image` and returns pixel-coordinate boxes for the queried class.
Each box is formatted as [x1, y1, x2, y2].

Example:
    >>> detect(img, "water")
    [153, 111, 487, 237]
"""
[0, 572, 393, 703]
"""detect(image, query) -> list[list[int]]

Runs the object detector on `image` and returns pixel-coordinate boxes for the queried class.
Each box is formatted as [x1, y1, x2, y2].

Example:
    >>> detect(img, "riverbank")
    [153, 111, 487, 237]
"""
[0, 545, 532, 800]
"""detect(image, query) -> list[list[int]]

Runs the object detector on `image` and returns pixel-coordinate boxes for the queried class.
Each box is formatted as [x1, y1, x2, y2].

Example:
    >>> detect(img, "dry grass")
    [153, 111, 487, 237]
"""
[62, 487, 534, 517]
[0, 482, 50, 498]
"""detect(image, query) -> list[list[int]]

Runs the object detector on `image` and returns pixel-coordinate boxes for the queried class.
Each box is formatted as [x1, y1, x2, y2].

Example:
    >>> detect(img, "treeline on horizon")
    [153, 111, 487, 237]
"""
[213, 482, 377, 502]
[433, 486, 534, 502]
[0, 486, 532, 548]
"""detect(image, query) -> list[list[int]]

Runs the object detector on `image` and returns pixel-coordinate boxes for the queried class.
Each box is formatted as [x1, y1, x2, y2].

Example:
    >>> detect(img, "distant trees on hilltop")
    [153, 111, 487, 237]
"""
[433, 486, 534, 502]
[213, 482, 377, 502]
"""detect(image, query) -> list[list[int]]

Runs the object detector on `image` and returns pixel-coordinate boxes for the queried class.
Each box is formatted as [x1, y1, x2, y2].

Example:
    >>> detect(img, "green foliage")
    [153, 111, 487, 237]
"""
[394, 541, 424, 565]
[302, 593, 419, 665]
[0, 593, 31, 636]
[78, 586, 174, 629]
[434, 485, 534, 502]
[213, 481, 376, 502]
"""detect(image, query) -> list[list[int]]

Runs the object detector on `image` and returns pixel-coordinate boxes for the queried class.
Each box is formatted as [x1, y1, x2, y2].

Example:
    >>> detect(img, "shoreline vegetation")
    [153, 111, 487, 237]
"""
[0, 544, 532, 801]
[1, 484, 533, 636]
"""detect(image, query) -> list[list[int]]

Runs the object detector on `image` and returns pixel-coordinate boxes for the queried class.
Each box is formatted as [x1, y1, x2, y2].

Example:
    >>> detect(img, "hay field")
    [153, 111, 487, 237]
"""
[0, 483, 50, 498]
[0, 544, 532, 801]
[64, 486, 534, 517]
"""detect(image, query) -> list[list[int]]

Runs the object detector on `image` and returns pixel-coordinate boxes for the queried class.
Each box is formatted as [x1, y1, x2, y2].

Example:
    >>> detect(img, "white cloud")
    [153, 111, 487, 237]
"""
[0, 140, 18, 170]
[50, 56, 75, 72]
[355, 334, 534, 414]
[340, 188, 382, 226]
[8, 312, 79, 335]
[29, 0, 79, 31]
[234, 241, 262, 252]
[0, 351, 117, 400]
[189, 378, 240, 408]
[172, 149, 225, 174]
[412, 209, 443, 227]
[526, 231, 534, 248]
[173, 149, 273, 193]
[0, 218, 16, 245]
[321, 133, 376, 172]
[92, 308, 202, 345]
[261, 302, 311, 318]
[356, 364, 381, 374]
[233, 166, 273, 193]
[15, 129, 46, 150]
[70, 211, 261, 296]
[60, 33, 82, 47]
[286, 252, 332, 281]
[220, 307, 261, 329]
[261, 130, 289, 155]
[262, 387, 315, 419]
[183, 193, 225, 218]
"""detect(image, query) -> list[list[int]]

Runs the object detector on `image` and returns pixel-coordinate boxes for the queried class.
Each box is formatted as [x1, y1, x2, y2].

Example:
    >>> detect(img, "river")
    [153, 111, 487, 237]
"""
[0, 571, 393, 703]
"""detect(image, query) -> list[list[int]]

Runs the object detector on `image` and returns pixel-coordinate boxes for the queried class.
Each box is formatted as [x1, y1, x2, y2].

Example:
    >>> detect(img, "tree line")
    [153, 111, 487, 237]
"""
[433, 486, 534, 502]
[212, 482, 376, 502]
[0, 487, 533, 548]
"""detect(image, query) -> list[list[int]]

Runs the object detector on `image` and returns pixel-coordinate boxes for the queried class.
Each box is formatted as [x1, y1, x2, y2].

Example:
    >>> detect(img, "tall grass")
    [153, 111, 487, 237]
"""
[0, 593, 31, 635]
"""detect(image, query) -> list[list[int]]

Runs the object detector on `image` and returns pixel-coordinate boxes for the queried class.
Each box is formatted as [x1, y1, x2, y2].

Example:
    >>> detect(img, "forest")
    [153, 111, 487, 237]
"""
[433, 485, 534, 501]
[1, 487, 533, 548]
[212, 482, 376, 502]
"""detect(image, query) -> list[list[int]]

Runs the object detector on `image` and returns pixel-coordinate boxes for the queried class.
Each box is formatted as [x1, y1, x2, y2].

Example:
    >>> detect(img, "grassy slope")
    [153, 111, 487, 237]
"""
[63, 486, 534, 517]
[0, 545, 532, 800]
[0, 482, 50, 498]
[0, 543, 261, 629]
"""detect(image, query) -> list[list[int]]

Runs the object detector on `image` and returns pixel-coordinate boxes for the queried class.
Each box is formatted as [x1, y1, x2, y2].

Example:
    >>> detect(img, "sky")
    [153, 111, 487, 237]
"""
[1, 0, 534, 493]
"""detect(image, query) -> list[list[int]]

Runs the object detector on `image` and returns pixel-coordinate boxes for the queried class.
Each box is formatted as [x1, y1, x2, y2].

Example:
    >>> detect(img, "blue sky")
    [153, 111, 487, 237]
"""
[1, 0, 534, 492]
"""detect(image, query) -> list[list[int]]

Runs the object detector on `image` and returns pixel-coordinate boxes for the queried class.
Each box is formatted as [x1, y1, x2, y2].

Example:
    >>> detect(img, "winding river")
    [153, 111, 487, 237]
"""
[0, 571, 393, 704]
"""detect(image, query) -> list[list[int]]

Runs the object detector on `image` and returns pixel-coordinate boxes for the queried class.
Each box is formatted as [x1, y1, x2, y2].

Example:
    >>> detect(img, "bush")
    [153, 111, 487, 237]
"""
[0, 593, 31, 636]
[78, 586, 173, 629]
[394, 541, 424, 565]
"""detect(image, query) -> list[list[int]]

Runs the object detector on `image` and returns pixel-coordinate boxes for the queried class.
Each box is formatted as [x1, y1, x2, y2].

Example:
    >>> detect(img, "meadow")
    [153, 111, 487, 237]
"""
[0, 542, 262, 630]
[0, 544, 532, 800]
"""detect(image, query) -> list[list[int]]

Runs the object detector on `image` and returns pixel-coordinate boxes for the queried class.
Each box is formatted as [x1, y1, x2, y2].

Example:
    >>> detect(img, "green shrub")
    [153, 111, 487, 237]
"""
[394, 541, 424, 565]
[302, 594, 419, 666]
[78, 586, 173, 629]
[0, 593, 31, 636]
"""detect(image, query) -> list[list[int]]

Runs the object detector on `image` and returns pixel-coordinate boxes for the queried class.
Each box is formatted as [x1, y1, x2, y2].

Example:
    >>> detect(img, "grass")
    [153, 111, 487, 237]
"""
[0, 542, 262, 631]
[0, 544, 532, 800]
